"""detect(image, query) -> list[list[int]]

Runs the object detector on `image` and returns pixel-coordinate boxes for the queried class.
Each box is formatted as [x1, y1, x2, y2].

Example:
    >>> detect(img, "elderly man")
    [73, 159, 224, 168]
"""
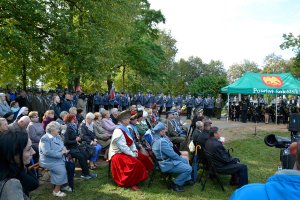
[231, 141, 300, 199]
[8, 116, 31, 133]
[166, 110, 186, 151]
[205, 126, 248, 188]
[152, 122, 193, 192]
[0, 118, 8, 133]
[192, 121, 206, 147]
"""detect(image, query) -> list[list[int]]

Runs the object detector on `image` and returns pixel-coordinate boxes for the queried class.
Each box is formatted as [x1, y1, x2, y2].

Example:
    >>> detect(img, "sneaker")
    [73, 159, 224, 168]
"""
[52, 191, 66, 197]
[89, 173, 97, 178]
[80, 174, 92, 179]
[80, 173, 97, 179]
[61, 186, 72, 192]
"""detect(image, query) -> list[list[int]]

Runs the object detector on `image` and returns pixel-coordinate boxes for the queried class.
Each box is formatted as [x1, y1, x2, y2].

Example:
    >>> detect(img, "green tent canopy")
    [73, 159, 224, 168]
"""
[221, 72, 300, 95]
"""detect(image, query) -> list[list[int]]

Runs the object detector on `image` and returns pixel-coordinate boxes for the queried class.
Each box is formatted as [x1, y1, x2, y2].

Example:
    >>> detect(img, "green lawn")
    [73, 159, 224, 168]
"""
[31, 130, 287, 200]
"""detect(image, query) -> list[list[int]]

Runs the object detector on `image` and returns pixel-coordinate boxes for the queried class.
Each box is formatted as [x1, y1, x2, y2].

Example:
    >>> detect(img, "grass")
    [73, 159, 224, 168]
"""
[31, 130, 287, 200]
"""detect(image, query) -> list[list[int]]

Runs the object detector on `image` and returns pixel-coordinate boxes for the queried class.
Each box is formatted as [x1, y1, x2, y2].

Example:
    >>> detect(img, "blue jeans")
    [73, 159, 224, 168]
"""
[90, 144, 102, 162]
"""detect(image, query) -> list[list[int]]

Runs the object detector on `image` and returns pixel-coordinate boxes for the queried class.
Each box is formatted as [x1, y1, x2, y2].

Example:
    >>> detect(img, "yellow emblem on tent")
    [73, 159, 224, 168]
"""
[261, 76, 283, 88]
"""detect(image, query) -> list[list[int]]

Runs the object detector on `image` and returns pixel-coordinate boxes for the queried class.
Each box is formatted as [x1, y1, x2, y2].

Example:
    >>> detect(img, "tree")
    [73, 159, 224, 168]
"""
[0, 0, 58, 89]
[189, 75, 228, 98]
[261, 53, 291, 73]
[280, 33, 300, 78]
[227, 60, 260, 83]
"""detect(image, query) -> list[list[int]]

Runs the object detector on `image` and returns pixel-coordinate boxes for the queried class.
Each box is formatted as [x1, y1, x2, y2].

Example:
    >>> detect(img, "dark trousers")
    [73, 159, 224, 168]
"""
[165, 107, 172, 117]
[241, 110, 247, 123]
[69, 148, 90, 176]
[158, 106, 163, 118]
[236, 164, 248, 187]
[187, 107, 192, 119]
[94, 104, 100, 112]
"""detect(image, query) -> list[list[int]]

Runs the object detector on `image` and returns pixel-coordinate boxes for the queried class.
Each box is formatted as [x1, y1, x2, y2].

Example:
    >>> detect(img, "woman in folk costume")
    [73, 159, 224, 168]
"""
[127, 111, 154, 167]
[108, 110, 150, 191]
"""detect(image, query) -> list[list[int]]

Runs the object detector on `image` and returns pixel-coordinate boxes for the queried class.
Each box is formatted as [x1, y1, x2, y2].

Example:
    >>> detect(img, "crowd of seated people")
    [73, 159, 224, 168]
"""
[0, 89, 255, 197]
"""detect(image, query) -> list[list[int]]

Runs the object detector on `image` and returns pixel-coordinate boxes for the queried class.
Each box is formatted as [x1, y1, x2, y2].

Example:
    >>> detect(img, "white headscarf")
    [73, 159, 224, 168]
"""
[16, 107, 28, 119]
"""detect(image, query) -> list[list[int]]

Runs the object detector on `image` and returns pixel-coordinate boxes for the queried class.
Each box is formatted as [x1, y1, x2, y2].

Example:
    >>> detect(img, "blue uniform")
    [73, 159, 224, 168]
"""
[151, 134, 192, 186]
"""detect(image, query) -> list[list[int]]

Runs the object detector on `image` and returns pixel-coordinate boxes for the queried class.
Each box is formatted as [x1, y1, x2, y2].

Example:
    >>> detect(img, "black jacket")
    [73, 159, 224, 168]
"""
[192, 130, 209, 148]
[79, 123, 96, 144]
[64, 123, 79, 149]
[205, 137, 240, 174]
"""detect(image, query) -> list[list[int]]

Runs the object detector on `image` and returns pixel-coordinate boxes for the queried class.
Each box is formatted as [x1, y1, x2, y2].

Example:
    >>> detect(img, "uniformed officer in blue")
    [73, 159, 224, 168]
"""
[151, 122, 193, 192]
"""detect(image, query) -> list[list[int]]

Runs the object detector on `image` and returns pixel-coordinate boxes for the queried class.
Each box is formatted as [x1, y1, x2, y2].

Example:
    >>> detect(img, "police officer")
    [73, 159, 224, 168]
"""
[165, 93, 174, 117]
[152, 122, 193, 192]
[155, 92, 164, 118]
[185, 94, 194, 120]
[215, 94, 223, 120]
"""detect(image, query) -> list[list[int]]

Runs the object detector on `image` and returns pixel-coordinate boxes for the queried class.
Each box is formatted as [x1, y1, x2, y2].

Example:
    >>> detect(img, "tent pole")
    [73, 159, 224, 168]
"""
[227, 93, 230, 122]
[275, 94, 277, 125]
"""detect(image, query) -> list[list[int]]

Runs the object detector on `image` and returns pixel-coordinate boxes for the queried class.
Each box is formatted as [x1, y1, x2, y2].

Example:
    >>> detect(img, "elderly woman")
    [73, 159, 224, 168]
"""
[108, 111, 150, 191]
[79, 112, 102, 169]
[151, 122, 193, 192]
[110, 108, 119, 125]
[93, 112, 111, 160]
[26, 111, 45, 163]
[16, 107, 29, 120]
[42, 110, 55, 130]
[64, 114, 96, 179]
[0, 93, 10, 117]
[39, 121, 72, 197]
[101, 110, 117, 135]
[0, 130, 39, 199]
[0, 117, 8, 133]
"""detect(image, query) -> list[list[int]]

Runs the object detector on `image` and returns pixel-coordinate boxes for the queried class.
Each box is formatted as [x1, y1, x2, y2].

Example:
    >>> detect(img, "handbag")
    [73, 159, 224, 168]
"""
[78, 142, 95, 159]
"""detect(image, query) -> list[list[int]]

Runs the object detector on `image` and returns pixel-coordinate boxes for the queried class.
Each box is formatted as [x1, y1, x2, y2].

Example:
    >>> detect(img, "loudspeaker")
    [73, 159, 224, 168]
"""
[289, 114, 300, 132]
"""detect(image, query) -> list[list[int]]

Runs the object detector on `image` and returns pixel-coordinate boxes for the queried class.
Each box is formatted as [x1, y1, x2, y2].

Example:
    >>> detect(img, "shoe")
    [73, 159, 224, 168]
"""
[52, 191, 66, 197]
[61, 186, 72, 192]
[184, 180, 194, 186]
[89, 173, 97, 178]
[80, 174, 92, 179]
[131, 185, 140, 191]
[171, 182, 184, 192]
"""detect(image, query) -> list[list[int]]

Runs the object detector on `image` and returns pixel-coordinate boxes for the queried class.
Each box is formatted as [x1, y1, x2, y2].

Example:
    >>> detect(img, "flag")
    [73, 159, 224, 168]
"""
[109, 84, 115, 101]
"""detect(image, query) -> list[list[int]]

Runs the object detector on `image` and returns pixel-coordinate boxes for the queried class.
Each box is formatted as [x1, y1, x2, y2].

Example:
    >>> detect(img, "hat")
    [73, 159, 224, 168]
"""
[3, 112, 13, 119]
[0, 93, 5, 97]
[117, 110, 131, 121]
[153, 122, 166, 133]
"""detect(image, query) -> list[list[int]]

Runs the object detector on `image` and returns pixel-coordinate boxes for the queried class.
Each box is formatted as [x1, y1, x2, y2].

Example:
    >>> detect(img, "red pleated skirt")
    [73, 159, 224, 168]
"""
[111, 153, 149, 187]
[137, 151, 154, 172]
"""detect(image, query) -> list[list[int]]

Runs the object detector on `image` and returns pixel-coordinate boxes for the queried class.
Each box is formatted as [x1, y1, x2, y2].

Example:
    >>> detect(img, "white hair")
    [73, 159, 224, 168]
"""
[86, 112, 95, 120]
[46, 121, 61, 134]
[110, 108, 118, 114]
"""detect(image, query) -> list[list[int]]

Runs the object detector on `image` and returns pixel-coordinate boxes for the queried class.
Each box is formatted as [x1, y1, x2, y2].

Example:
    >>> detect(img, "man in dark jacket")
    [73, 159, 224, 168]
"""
[205, 126, 248, 187]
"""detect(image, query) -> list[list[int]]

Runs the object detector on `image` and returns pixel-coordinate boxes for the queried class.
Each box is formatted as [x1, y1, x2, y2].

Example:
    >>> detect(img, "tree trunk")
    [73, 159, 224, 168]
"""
[107, 75, 113, 92]
[122, 66, 126, 92]
[22, 61, 27, 91]
[74, 75, 80, 91]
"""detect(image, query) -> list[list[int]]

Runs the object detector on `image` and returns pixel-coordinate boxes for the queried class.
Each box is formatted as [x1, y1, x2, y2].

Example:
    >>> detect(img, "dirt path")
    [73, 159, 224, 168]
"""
[208, 119, 289, 141]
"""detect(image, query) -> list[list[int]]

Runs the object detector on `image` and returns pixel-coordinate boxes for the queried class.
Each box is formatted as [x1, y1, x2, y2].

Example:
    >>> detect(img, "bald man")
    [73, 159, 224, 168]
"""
[8, 116, 31, 133]
[231, 141, 300, 200]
